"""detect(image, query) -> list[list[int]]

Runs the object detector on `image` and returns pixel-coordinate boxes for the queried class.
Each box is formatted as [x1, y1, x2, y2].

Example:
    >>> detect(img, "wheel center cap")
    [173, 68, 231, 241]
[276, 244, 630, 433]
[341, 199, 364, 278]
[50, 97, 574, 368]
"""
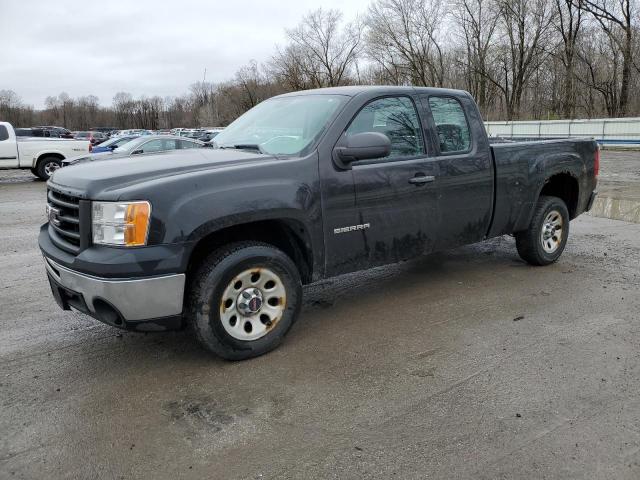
[237, 288, 263, 316]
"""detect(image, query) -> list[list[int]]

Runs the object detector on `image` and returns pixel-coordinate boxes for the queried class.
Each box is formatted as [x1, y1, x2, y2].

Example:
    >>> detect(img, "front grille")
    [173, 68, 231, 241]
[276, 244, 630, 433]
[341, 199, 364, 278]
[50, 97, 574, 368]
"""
[47, 188, 88, 254]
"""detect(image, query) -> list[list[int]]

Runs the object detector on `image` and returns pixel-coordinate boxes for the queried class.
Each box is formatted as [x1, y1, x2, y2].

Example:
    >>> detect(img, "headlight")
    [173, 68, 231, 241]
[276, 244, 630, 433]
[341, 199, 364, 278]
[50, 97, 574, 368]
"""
[92, 201, 151, 246]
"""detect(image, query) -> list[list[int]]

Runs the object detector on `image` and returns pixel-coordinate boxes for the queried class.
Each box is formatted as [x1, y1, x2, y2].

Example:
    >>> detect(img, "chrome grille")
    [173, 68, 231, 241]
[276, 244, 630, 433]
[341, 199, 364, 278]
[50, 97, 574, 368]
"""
[47, 189, 84, 253]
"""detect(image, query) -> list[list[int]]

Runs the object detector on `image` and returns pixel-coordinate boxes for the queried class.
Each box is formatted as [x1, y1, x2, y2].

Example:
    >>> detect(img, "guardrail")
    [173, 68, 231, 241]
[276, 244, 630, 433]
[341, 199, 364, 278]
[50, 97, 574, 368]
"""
[485, 117, 640, 145]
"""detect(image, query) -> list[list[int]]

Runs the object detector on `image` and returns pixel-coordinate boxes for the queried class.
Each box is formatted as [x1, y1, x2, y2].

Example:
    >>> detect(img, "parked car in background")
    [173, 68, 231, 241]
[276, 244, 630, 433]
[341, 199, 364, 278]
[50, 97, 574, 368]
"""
[91, 127, 117, 136]
[0, 122, 91, 179]
[197, 128, 224, 142]
[36, 126, 74, 138]
[15, 128, 45, 137]
[74, 131, 107, 145]
[15, 127, 69, 138]
[90, 135, 139, 153]
[62, 135, 204, 165]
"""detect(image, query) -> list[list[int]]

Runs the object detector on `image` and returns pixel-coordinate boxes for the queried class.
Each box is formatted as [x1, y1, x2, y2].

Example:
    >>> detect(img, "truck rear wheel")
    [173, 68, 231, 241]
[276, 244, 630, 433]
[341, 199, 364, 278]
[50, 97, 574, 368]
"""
[35, 156, 62, 180]
[515, 195, 570, 266]
[187, 241, 302, 360]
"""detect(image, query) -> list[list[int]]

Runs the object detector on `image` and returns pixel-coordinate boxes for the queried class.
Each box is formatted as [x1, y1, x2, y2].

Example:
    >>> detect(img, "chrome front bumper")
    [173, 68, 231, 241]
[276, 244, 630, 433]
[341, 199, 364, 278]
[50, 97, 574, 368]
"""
[44, 257, 185, 322]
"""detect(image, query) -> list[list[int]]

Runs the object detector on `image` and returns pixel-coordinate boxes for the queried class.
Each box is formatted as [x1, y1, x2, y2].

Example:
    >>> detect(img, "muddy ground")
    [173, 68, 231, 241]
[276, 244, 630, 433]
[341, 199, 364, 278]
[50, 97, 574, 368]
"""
[1, 151, 639, 479]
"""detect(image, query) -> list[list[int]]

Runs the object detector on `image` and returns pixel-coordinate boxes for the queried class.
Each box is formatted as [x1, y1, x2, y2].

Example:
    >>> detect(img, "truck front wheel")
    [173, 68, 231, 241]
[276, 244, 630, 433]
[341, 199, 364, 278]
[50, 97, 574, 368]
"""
[515, 195, 570, 266]
[187, 241, 302, 360]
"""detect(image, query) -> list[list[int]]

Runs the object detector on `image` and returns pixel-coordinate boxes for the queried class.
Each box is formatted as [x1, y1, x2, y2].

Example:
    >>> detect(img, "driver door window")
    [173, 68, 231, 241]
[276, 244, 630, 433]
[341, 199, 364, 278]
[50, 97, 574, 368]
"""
[346, 96, 424, 160]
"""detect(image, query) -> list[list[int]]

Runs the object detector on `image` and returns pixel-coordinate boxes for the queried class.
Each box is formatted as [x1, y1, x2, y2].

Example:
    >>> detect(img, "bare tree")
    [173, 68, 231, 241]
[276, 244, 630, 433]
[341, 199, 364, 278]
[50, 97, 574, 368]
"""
[574, 0, 635, 114]
[554, 0, 584, 117]
[486, 0, 553, 119]
[453, 0, 501, 113]
[271, 8, 363, 89]
[366, 0, 447, 87]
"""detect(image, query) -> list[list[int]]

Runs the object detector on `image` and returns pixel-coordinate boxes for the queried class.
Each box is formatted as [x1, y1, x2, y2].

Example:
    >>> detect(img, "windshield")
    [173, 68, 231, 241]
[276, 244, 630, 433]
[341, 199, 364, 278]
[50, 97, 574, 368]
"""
[214, 94, 348, 155]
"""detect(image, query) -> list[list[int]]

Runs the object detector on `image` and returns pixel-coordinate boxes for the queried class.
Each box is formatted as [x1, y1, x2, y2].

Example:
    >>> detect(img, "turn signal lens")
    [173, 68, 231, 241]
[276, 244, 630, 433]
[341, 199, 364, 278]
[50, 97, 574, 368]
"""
[124, 202, 151, 246]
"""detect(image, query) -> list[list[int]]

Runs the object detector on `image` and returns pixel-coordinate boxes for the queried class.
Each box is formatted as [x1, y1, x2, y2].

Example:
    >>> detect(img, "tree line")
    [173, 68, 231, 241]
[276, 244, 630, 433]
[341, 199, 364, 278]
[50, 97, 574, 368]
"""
[2, 0, 639, 130]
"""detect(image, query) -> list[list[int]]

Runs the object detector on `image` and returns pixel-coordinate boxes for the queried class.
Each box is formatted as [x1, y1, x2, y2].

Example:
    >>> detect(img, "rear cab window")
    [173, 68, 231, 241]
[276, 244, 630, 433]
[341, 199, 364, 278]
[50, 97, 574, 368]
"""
[427, 96, 472, 154]
[0, 125, 9, 141]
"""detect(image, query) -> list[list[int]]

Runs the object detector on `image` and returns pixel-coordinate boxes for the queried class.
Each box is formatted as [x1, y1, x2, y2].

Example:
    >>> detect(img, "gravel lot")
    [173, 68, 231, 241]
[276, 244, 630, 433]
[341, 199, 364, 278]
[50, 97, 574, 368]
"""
[1, 152, 639, 479]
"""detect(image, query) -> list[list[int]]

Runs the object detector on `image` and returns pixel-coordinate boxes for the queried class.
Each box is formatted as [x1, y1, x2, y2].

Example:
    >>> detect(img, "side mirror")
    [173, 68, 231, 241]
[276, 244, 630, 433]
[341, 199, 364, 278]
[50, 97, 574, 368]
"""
[334, 132, 391, 168]
[132, 149, 143, 155]
[109, 145, 118, 150]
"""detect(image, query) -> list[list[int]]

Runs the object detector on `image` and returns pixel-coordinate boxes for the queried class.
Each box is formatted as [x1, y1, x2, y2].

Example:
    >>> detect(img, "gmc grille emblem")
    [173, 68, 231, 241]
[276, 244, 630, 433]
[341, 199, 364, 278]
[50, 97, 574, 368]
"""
[47, 205, 62, 226]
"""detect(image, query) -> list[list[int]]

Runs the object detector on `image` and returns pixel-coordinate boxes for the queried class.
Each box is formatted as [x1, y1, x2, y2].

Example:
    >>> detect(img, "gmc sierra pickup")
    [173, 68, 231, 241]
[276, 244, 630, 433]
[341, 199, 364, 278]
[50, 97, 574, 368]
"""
[39, 86, 598, 360]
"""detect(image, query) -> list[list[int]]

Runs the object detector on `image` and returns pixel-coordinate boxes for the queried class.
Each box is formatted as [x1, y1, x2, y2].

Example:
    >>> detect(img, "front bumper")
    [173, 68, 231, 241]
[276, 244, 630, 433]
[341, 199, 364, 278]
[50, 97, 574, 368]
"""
[43, 256, 185, 331]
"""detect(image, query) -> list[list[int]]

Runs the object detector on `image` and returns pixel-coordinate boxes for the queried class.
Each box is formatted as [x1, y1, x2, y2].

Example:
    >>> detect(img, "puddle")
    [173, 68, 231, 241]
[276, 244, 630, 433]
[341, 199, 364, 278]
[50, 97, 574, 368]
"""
[589, 196, 640, 223]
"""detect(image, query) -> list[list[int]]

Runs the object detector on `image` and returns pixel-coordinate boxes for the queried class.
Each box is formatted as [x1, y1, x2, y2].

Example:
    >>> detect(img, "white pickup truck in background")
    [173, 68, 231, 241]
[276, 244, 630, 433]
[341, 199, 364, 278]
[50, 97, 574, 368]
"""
[0, 122, 91, 180]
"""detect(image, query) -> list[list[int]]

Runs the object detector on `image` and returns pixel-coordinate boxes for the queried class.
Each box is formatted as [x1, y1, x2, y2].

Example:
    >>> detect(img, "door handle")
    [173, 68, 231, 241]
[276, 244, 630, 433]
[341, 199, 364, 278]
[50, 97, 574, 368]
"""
[408, 175, 435, 185]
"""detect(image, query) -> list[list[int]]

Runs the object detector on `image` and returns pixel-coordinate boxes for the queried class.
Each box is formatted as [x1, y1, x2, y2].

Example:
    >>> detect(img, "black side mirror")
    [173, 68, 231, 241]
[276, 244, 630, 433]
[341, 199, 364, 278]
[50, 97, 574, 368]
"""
[109, 145, 118, 150]
[334, 132, 391, 168]
[132, 149, 143, 155]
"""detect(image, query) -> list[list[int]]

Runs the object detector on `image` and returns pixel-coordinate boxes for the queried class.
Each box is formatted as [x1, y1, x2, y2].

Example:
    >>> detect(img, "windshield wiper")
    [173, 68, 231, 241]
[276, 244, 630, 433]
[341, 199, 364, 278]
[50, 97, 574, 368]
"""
[219, 143, 264, 154]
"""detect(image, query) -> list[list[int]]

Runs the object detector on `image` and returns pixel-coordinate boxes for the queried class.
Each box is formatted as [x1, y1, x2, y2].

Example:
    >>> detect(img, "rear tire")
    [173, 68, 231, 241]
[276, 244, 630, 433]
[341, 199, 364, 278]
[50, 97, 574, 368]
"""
[187, 241, 302, 360]
[515, 195, 570, 266]
[35, 156, 62, 180]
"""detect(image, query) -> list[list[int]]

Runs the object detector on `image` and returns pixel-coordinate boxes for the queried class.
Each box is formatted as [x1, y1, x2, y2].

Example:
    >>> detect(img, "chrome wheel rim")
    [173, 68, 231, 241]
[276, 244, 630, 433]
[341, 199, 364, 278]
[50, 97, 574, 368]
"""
[540, 210, 563, 253]
[219, 267, 287, 341]
[44, 161, 60, 177]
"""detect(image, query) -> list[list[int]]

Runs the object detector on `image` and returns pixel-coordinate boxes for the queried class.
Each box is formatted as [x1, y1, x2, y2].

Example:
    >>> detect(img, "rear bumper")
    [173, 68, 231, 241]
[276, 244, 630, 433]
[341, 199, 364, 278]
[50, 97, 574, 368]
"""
[43, 256, 185, 331]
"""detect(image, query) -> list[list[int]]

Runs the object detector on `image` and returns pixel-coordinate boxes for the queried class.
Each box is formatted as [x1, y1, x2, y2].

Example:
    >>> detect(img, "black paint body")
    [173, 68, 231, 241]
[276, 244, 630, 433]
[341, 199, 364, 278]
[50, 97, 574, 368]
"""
[40, 86, 598, 307]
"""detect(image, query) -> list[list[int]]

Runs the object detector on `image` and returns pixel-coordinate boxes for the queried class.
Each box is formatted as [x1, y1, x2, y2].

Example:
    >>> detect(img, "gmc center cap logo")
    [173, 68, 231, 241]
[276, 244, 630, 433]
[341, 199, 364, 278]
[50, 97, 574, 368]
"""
[248, 296, 262, 312]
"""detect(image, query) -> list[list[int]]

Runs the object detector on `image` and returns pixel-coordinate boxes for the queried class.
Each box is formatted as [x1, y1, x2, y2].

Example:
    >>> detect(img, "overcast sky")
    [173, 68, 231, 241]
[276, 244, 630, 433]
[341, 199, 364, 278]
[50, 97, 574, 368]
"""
[0, 0, 371, 109]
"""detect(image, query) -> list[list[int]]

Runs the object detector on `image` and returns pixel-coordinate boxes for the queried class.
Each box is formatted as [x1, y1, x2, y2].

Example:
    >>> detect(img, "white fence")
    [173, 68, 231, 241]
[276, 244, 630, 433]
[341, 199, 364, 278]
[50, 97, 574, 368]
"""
[484, 117, 640, 145]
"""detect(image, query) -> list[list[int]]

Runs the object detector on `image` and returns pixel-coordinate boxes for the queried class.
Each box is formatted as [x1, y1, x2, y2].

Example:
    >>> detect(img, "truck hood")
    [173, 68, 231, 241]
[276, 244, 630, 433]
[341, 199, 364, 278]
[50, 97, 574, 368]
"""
[49, 148, 276, 199]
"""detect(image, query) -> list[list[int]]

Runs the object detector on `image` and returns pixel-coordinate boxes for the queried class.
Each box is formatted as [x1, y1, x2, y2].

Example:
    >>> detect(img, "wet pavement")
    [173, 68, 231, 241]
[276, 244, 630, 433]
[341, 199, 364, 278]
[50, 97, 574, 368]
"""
[589, 149, 640, 223]
[1, 151, 640, 479]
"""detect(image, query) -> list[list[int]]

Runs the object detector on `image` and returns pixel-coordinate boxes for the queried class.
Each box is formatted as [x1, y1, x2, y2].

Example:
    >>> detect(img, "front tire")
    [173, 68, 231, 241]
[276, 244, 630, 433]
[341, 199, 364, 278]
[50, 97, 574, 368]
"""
[187, 242, 302, 360]
[515, 195, 570, 266]
[35, 156, 62, 180]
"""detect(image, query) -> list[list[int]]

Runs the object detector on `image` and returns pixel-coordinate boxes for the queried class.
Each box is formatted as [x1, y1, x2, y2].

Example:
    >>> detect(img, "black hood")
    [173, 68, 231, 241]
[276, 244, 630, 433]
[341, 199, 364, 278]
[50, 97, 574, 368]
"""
[50, 148, 274, 199]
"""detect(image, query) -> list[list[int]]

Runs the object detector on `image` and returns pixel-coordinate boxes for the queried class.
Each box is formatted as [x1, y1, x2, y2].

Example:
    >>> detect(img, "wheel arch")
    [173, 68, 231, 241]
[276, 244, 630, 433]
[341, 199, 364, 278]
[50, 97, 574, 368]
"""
[537, 172, 580, 219]
[34, 152, 65, 168]
[185, 218, 316, 289]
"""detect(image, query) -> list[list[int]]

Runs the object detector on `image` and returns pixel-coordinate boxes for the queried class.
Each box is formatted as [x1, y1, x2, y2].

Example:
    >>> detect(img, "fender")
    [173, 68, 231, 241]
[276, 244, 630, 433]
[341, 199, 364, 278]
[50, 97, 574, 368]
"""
[515, 151, 583, 231]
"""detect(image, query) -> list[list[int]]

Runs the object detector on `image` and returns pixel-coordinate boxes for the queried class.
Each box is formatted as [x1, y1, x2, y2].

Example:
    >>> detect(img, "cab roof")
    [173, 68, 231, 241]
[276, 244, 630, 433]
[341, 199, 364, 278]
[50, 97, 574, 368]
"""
[275, 85, 471, 98]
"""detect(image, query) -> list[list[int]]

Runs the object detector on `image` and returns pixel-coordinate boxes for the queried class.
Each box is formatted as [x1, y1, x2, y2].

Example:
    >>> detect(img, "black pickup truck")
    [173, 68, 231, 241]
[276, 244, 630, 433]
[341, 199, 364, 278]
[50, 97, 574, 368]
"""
[40, 86, 599, 360]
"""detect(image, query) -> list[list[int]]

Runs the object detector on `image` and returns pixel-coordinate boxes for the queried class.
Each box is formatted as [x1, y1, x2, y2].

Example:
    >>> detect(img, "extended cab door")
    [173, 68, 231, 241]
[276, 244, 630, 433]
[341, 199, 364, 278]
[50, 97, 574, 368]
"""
[321, 94, 439, 275]
[417, 93, 494, 250]
[0, 124, 19, 169]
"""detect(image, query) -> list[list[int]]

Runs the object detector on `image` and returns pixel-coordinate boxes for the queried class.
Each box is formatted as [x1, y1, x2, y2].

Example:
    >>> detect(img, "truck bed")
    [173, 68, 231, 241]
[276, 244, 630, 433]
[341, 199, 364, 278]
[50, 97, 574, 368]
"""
[488, 138, 598, 238]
